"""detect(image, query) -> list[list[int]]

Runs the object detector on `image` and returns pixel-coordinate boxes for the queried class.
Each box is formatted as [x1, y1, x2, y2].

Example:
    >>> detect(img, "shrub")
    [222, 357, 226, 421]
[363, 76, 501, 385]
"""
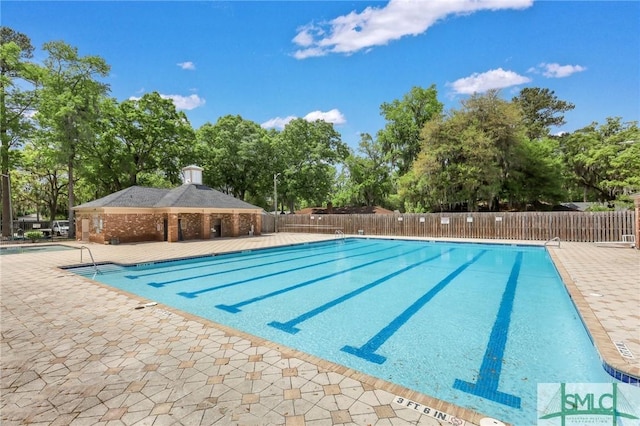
[25, 231, 44, 242]
[585, 204, 614, 212]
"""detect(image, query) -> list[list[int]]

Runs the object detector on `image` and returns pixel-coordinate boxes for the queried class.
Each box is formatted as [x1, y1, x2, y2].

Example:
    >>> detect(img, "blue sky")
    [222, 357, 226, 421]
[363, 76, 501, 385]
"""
[3, 0, 639, 148]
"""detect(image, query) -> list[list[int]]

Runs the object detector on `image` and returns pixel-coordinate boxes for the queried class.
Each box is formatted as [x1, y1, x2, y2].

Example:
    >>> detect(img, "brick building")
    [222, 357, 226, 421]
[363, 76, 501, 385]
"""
[74, 166, 263, 244]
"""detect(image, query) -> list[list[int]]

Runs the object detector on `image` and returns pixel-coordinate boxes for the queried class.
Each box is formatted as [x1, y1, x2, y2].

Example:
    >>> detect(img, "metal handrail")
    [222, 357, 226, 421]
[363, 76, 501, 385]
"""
[544, 237, 561, 248]
[335, 230, 345, 239]
[80, 245, 100, 274]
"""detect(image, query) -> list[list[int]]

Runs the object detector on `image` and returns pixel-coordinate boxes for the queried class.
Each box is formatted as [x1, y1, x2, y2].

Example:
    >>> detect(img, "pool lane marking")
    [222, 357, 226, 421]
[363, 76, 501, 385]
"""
[342, 249, 488, 365]
[147, 241, 373, 286]
[176, 245, 400, 298]
[267, 249, 454, 333]
[148, 242, 378, 288]
[133, 250, 290, 281]
[453, 251, 523, 409]
[217, 246, 445, 314]
[127, 239, 361, 280]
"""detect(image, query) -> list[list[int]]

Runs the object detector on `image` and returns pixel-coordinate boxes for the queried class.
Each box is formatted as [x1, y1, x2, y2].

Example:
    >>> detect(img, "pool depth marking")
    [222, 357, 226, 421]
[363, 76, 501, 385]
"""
[268, 249, 454, 333]
[342, 249, 488, 364]
[176, 244, 397, 298]
[129, 240, 362, 281]
[217, 245, 432, 313]
[453, 251, 523, 409]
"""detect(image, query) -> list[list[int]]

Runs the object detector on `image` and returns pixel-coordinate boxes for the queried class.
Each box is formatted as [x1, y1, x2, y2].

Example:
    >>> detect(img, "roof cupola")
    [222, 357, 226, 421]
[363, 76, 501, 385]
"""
[181, 165, 203, 185]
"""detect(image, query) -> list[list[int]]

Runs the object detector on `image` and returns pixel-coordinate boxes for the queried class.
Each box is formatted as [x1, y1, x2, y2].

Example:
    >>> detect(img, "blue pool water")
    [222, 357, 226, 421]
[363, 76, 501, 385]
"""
[68, 238, 615, 424]
[0, 244, 75, 255]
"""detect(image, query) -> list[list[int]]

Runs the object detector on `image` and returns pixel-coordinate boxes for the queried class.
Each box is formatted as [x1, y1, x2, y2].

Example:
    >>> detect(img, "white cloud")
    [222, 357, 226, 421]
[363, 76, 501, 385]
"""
[294, 47, 329, 60]
[262, 109, 346, 129]
[261, 116, 297, 130]
[161, 94, 205, 110]
[537, 62, 587, 78]
[292, 28, 316, 48]
[130, 93, 206, 110]
[292, 0, 533, 59]
[304, 109, 346, 125]
[449, 68, 531, 94]
[177, 61, 196, 70]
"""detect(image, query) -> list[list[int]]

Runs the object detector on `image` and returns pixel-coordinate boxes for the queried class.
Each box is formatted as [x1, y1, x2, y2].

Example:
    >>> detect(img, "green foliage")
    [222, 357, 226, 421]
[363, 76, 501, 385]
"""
[274, 118, 347, 211]
[25, 230, 43, 241]
[399, 89, 600, 212]
[561, 117, 640, 202]
[585, 204, 614, 212]
[505, 138, 568, 208]
[513, 87, 574, 140]
[1, 27, 42, 237]
[20, 138, 69, 221]
[378, 85, 443, 175]
[81, 93, 196, 196]
[196, 115, 272, 202]
[38, 41, 110, 160]
[333, 133, 392, 208]
[36, 40, 110, 238]
[403, 90, 522, 211]
[396, 169, 432, 213]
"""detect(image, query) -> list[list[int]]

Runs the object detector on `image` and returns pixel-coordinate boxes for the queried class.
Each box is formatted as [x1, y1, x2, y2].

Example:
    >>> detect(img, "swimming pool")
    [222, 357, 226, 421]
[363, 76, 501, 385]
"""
[0, 244, 75, 255]
[68, 238, 615, 424]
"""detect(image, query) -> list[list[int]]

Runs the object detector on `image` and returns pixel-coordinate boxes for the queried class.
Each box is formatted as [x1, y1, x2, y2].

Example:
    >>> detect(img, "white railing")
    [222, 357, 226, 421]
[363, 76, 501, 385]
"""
[80, 246, 100, 274]
[544, 237, 561, 248]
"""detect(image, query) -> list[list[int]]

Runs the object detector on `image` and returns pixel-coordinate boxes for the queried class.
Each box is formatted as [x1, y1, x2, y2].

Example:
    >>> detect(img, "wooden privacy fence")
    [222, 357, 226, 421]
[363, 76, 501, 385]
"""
[261, 213, 275, 234]
[276, 211, 636, 242]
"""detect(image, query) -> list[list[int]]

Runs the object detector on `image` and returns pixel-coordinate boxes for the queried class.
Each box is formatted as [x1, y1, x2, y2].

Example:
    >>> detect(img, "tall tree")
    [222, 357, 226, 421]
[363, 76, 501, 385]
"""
[82, 93, 196, 196]
[196, 115, 272, 201]
[273, 118, 348, 212]
[20, 137, 68, 222]
[37, 41, 110, 236]
[0, 27, 40, 237]
[505, 137, 567, 209]
[513, 87, 574, 140]
[377, 85, 443, 175]
[78, 97, 128, 195]
[561, 117, 640, 202]
[403, 110, 502, 212]
[402, 90, 525, 212]
[334, 133, 392, 207]
[462, 90, 525, 209]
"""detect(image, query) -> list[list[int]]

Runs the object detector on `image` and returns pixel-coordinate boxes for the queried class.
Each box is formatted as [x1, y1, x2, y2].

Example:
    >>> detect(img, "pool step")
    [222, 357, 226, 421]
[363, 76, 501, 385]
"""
[71, 263, 124, 276]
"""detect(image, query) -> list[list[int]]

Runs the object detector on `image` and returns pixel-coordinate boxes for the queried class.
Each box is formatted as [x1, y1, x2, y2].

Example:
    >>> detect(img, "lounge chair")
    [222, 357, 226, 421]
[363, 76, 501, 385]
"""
[595, 234, 636, 248]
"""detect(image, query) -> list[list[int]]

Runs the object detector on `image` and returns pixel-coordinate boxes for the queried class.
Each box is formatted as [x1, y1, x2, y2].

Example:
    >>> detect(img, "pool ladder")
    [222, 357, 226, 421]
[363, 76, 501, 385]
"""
[335, 230, 345, 239]
[80, 245, 101, 274]
[544, 236, 561, 248]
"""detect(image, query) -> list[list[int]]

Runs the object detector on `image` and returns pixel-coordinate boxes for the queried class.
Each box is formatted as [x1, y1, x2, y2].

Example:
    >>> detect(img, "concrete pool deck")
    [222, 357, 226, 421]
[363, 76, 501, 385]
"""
[1, 233, 638, 425]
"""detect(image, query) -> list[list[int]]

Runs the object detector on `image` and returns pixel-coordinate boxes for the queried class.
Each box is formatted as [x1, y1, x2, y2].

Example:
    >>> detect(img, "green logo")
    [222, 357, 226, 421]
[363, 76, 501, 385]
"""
[538, 383, 640, 425]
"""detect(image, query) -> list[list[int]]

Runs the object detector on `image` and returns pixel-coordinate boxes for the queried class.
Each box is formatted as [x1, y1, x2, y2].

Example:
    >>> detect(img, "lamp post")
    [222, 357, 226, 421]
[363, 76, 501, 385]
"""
[273, 173, 280, 233]
[1, 173, 13, 240]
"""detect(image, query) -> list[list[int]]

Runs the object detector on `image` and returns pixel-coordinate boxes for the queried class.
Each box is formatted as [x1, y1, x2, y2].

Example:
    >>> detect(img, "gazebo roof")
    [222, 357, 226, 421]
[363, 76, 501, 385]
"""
[74, 185, 261, 210]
